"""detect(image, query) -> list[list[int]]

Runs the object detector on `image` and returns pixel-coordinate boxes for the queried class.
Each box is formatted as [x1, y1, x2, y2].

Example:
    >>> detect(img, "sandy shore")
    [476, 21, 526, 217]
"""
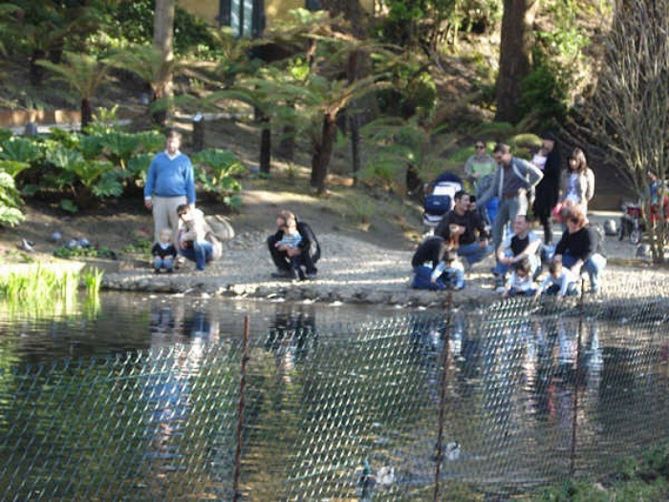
[102, 226, 666, 307]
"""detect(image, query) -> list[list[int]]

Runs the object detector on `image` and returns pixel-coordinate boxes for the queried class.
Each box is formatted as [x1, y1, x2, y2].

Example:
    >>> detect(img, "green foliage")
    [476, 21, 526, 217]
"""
[100, 0, 217, 56]
[127, 153, 153, 185]
[81, 267, 103, 296]
[519, 0, 590, 125]
[59, 198, 78, 213]
[0, 137, 42, 164]
[0, 267, 79, 305]
[121, 238, 152, 257]
[36, 50, 110, 102]
[380, 0, 500, 48]
[518, 57, 568, 125]
[0, 160, 30, 178]
[53, 244, 115, 259]
[0, 171, 24, 227]
[193, 148, 245, 205]
[360, 117, 454, 191]
[539, 443, 669, 501]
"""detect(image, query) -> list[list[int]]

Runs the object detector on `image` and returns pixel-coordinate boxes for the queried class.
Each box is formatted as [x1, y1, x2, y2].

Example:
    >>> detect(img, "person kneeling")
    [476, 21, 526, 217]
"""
[410, 235, 465, 291]
[176, 204, 222, 271]
[503, 258, 537, 298]
[536, 261, 579, 298]
[268, 210, 320, 281]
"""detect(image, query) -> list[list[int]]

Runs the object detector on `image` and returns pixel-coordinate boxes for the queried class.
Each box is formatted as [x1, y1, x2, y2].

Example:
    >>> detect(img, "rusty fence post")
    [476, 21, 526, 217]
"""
[434, 290, 453, 501]
[233, 315, 250, 501]
[570, 279, 586, 477]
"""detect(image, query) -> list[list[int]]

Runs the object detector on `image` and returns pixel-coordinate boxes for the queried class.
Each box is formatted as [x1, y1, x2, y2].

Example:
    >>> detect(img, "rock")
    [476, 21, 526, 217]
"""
[229, 284, 247, 296]
[50, 231, 62, 243]
[603, 219, 617, 236]
[636, 244, 652, 258]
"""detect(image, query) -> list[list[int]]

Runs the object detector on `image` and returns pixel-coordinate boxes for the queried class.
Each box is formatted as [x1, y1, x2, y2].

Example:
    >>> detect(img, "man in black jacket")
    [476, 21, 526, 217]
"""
[267, 210, 320, 279]
[435, 190, 493, 269]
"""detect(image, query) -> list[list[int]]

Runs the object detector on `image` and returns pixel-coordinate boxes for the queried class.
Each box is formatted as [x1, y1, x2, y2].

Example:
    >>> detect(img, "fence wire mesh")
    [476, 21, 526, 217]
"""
[1, 285, 669, 500]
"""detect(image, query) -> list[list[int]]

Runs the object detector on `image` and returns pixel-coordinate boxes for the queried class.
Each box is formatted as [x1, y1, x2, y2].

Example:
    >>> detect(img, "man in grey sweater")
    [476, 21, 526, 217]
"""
[477, 143, 544, 251]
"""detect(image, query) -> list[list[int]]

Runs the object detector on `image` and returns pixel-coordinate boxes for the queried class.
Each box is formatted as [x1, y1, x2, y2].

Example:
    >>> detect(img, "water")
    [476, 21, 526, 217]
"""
[0, 292, 398, 365]
[0, 294, 667, 499]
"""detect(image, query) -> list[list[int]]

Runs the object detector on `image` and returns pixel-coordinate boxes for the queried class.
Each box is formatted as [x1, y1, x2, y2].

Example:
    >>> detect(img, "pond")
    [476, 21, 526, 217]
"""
[0, 293, 667, 499]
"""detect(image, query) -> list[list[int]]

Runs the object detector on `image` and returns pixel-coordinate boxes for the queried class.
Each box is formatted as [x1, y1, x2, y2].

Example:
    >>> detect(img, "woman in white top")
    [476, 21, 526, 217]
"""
[560, 147, 595, 214]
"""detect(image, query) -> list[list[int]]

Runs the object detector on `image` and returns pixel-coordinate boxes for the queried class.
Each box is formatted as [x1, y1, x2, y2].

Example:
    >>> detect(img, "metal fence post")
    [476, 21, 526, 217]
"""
[434, 290, 453, 501]
[233, 315, 250, 501]
[570, 279, 586, 477]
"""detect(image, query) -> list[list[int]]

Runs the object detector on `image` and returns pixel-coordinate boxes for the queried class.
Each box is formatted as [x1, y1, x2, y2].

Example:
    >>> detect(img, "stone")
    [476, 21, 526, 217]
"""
[636, 244, 652, 258]
[603, 219, 617, 236]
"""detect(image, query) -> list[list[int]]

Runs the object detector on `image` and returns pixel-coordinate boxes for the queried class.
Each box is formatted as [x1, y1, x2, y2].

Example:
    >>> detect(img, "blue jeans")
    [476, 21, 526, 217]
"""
[153, 256, 174, 272]
[180, 241, 213, 271]
[444, 267, 465, 289]
[493, 253, 541, 278]
[562, 253, 607, 293]
[457, 242, 494, 266]
[412, 266, 465, 290]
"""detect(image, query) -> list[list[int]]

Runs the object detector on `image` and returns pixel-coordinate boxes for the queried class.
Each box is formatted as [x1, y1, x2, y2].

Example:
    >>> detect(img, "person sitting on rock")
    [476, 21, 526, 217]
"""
[493, 214, 542, 291]
[176, 204, 222, 271]
[503, 258, 537, 298]
[151, 228, 178, 273]
[536, 260, 579, 298]
[410, 227, 464, 290]
[435, 190, 492, 270]
[268, 210, 319, 280]
[553, 206, 607, 295]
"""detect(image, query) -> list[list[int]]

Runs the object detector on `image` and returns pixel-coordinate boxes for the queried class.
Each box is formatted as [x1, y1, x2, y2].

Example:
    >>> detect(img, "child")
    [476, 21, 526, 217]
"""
[431, 249, 466, 290]
[274, 213, 305, 280]
[536, 261, 579, 298]
[152, 228, 178, 273]
[503, 258, 537, 298]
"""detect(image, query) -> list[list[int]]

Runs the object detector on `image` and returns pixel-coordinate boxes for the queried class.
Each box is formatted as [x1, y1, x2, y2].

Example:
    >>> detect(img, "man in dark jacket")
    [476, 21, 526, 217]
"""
[267, 210, 320, 279]
[435, 190, 493, 268]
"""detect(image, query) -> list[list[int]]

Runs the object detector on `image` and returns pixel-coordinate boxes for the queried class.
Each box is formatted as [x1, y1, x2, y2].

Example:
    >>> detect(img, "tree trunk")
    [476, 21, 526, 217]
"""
[349, 114, 361, 184]
[495, 0, 538, 123]
[260, 118, 271, 174]
[29, 49, 46, 87]
[276, 115, 295, 162]
[310, 114, 338, 193]
[346, 48, 366, 183]
[153, 0, 176, 126]
[81, 98, 92, 133]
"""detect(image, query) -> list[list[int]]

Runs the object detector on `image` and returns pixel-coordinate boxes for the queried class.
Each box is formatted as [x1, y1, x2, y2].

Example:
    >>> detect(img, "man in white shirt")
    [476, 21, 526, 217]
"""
[493, 214, 542, 290]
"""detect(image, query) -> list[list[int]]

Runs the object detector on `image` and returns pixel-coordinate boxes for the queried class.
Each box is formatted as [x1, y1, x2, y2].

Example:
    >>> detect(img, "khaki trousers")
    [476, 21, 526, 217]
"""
[152, 195, 187, 245]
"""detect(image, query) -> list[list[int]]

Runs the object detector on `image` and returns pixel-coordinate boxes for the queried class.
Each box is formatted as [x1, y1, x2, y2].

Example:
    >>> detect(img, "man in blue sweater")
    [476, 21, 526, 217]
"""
[144, 130, 196, 246]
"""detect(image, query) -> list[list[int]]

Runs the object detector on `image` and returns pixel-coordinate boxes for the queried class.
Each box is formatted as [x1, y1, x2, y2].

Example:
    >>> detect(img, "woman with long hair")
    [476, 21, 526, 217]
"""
[560, 147, 595, 214]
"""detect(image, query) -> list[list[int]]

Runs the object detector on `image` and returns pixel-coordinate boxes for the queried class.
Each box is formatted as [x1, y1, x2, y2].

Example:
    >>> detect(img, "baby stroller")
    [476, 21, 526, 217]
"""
[423, 172, 463, 229]
[619, 195, 669, 245]
[618, 202, 644, 245]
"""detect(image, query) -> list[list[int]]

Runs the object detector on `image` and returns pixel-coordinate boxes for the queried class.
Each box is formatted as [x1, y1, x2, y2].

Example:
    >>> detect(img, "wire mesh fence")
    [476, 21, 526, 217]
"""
[1, 284, 669, 500]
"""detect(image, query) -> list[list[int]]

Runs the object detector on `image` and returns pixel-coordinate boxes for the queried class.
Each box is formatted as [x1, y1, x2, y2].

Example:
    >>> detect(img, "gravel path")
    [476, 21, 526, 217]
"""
[103, 225, 668, 307]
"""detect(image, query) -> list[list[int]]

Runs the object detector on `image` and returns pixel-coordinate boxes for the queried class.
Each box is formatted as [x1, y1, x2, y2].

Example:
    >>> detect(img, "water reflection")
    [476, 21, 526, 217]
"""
[0, 295, 668, 498]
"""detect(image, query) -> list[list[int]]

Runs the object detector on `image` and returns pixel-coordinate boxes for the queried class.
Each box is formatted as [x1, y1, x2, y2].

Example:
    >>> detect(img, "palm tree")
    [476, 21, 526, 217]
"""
[37, 52, 110, 131]
[108, 44, 182, 125]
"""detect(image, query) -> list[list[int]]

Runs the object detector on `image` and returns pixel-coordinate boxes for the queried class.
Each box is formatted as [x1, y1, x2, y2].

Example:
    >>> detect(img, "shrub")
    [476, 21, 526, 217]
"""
[193, 148, 245, 207]
[0, 170, 24, 227]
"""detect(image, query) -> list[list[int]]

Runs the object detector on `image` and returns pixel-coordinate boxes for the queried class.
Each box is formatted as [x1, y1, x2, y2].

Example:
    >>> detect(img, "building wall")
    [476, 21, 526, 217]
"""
[179, 0, 220, 25]
[178, 0, 375, 28]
